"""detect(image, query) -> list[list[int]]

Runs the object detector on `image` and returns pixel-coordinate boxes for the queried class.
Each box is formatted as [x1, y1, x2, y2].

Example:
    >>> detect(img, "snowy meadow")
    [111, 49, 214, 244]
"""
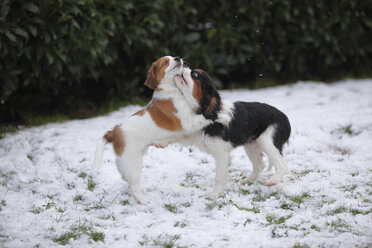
[0, 80, 371, 248]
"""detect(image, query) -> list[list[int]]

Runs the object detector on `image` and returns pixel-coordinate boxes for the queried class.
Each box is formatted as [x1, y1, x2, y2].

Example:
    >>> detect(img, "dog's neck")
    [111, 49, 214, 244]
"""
[152, 76, 184, 101]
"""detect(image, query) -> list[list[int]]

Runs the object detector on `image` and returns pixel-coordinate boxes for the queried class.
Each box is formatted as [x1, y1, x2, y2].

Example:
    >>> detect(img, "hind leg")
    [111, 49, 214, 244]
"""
[242, 142, 265, 183]
[116, 148, 149, 204]
[257, 129, 288, 186]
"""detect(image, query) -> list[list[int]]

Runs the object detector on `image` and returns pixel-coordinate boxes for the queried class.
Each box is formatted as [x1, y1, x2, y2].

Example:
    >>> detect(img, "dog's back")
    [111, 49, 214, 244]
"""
[203, 101, 291, 152]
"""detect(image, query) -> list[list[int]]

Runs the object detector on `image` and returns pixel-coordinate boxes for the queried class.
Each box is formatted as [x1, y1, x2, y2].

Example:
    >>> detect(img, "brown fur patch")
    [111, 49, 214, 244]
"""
[103, 126, 125, 155]
[132, 109, 146, 116]
[144, 57, 170, 89]
[192, 78, 203, 102]
[147, 99, 182, 131]
[205, 97, 217, 115]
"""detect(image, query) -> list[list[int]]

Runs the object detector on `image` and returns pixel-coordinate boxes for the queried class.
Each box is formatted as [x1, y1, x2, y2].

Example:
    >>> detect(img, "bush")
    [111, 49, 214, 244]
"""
[1, 0, 371, 123]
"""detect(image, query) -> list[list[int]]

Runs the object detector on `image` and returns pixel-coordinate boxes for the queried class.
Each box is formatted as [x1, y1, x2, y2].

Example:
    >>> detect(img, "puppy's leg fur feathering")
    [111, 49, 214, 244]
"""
[243, 142, 265, 183]
[256, 125, 288, 186]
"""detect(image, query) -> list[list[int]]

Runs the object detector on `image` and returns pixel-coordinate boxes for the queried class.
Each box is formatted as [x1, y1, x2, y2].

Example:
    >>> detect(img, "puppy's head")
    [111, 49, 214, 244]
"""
[144, 56, 183, 90]
[175, 68, 221, 121]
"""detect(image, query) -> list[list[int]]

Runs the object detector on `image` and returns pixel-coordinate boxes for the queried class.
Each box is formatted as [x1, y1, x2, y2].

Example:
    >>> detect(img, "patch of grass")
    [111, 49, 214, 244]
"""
[87, 176, 96, 191]
[54, 221, 104, 245]
[341, 184, 357, 192]
[292, 169, 313, 177]
[181, 171, 202, 189]
[293, 243, 310, 248]
[174, 221, 187, 228]
[343, 125, 353, 135]
[205, 201, 217, 211]
[90, 201, 105, 210]
[266, 214, 292, 225]
[43, 195, 56, 210]
[280, 202, 293, 210]
[180, 202, 191, 208]
[252, 194, 267, 202]
[27, 154, 33, 161]
[349, 208, 362, 215]
[121, 200, 130, 206]
[311, 224, 320, 231]
[240, 188, 251, 195]
[53, 231, 79, 245]
[66, 183, 75, 190]
[230, 200, 260, 214]
[327, 205, 347, 215]
[0, 126, 19, 140]
[164, 204, 179, 214]
[26, 115, 69, 127]
[205, 198, 230, 211]
[290, 196, 303, 204]
[30, 206, 42, 214]
[99, 215, 116, 221]
[90, 232, 105, 242]
[268, 191, 280, 199]
[151, 234, 184, 248]
[251, 189, 267, 202]
[326, 217, 350, 232]
[243, 219, 252, 226]
[288, 192, 310, 205]
[73, 195, 83, 202]
[78, 172, 87, 179]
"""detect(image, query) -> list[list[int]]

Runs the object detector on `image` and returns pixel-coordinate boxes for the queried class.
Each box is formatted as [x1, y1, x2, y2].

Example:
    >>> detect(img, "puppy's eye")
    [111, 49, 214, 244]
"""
[162, 61, 168, 66]
[191, 71, 199, 79]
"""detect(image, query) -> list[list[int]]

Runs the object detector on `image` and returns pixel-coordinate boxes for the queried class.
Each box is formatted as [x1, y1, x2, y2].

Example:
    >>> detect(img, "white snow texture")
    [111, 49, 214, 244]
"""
[1, 80, 371, 248]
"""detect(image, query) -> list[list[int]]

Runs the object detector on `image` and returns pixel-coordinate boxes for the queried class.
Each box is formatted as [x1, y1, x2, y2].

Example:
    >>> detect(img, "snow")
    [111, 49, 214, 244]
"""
[1, 79, 372, 248]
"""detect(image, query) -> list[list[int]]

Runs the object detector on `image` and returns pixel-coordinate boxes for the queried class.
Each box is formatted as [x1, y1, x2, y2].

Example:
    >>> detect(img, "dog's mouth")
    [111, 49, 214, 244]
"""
[176, 73, 188, 87]
[170, 61, 183, 71]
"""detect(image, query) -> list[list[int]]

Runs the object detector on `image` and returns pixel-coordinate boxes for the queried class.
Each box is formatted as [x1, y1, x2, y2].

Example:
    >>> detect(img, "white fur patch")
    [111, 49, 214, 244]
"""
[216, 100, 234, 126]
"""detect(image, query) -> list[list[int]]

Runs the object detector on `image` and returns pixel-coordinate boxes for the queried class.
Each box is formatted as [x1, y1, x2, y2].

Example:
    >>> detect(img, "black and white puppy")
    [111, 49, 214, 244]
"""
[170, 68, 291, 198]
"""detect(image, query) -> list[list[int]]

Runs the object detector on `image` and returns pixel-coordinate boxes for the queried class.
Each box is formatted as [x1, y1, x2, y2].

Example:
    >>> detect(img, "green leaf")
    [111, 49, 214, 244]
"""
[12, 28, 29, 39]
[4, 30, 17, 43]
[46, 52, 54, 65]
[23, 3, 40, 14]
[27, 25, 38, 37]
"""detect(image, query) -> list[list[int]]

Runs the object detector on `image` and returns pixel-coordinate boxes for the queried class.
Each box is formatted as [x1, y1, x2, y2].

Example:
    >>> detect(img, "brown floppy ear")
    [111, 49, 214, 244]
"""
[144, 63, 159, 89]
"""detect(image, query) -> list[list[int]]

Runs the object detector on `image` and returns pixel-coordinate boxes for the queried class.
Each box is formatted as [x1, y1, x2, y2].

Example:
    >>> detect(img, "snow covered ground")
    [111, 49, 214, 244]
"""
[1, 79, 371, 248]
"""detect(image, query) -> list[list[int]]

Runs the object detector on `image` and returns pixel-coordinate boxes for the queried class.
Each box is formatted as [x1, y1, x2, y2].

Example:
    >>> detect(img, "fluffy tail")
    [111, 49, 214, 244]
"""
[92, 138, 108, 173]
[92, 126, 124, 173]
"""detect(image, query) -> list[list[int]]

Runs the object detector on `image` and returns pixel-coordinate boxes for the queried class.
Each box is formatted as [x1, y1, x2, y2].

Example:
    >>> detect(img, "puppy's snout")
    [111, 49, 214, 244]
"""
[174, 56, 181, 62]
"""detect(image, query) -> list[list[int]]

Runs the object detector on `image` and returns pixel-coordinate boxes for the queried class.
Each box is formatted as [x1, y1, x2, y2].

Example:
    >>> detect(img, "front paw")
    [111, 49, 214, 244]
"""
[152, 140, 171, 148]
[208, 188, 224, 200]
[132, 192, 149, 204]
[130, 187, 150, 204]
[153, 144, 166, 149]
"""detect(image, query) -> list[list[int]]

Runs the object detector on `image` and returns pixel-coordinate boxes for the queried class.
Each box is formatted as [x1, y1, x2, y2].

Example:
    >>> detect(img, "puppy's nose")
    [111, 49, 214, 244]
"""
[174, 56, 181, 62]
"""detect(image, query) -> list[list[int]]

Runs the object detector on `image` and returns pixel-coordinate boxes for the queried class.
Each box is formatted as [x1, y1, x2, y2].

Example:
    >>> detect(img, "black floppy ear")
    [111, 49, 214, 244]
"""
[144, 63, 158, 89]
[199, 77, 221, 121]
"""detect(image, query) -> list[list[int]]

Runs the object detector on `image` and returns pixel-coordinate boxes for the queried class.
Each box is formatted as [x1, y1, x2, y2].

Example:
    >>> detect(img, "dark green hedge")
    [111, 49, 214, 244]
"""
[1, 0, 371, 122]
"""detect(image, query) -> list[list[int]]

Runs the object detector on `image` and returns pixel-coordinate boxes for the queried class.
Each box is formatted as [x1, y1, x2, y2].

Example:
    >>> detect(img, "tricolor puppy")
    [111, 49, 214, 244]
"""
[92, 56, 216, 204]
[172, 68, 291, 197]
